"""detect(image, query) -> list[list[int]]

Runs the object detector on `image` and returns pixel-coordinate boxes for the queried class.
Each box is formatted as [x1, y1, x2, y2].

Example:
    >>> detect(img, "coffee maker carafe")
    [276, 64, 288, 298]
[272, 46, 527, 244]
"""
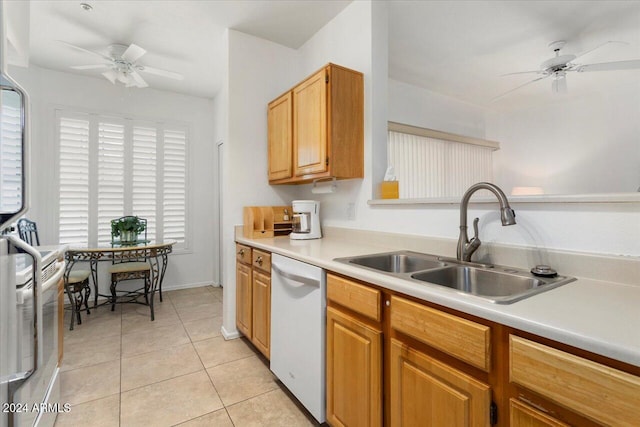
[290, 200, 321, 240]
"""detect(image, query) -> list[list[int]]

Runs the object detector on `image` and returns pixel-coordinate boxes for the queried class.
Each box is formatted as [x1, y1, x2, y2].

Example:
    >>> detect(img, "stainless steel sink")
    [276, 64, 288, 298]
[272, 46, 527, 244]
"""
[336, 251, 447, 273]
[410, 266, 572, 303]
[335, 251, 575, 304]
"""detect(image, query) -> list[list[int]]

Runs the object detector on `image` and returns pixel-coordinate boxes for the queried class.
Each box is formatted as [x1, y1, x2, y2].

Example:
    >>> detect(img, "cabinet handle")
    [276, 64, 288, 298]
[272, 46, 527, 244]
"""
[256, 256, 263, 266]
[385, 300, 390, 307]
[238, 249, 245, 256]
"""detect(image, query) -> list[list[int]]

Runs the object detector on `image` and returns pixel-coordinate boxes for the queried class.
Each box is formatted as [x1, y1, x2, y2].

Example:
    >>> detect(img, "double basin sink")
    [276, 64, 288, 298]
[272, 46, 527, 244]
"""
[335, 251, 575, 304]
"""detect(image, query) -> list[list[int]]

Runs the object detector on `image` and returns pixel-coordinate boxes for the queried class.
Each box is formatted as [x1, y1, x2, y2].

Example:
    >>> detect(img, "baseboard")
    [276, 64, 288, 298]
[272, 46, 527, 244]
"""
[221, 325, 241, 340]
[162, 281, 216, 291]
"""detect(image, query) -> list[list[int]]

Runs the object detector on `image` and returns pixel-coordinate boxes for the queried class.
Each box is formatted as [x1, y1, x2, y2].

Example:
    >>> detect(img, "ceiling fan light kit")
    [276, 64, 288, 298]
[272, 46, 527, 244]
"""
[62, 41, 184, 89]
[496, 39, 640, 100]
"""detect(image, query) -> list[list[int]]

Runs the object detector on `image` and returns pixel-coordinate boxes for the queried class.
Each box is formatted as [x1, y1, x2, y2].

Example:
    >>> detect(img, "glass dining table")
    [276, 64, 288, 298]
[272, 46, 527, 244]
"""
[65, 240, 175, 320]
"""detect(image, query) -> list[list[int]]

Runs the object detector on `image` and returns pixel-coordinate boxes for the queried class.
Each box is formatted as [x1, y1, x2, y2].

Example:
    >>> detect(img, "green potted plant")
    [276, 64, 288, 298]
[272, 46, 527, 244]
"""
[111, 217, 146, 244]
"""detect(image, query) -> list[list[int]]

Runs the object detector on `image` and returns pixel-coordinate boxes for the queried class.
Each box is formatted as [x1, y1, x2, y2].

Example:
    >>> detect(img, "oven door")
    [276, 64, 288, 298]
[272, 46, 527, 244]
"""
[12, 259, 64, 427]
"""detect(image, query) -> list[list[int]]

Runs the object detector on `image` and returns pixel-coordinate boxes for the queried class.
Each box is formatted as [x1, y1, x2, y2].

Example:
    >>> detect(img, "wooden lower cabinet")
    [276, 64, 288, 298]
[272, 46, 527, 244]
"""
[389, 338, 491, 427]
[251, 270, 271, 358]
[235, 243, 271, 359]
[510, 399, 569, 427]
[326, 306, 382, 427]
[235, 262, 252, 338]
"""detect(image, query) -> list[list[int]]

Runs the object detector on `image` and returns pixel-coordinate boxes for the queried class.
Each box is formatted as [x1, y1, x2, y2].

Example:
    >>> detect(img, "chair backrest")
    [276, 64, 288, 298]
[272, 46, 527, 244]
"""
[17, 218, 40, 246]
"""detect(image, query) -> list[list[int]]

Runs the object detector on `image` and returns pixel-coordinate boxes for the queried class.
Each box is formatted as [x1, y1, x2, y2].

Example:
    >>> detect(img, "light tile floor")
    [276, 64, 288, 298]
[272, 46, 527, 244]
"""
[54, 286, 317, 427]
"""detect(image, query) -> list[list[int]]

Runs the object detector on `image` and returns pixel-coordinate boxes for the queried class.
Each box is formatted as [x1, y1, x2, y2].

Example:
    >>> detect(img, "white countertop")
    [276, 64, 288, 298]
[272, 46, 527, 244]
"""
[236, 232, 640, 367]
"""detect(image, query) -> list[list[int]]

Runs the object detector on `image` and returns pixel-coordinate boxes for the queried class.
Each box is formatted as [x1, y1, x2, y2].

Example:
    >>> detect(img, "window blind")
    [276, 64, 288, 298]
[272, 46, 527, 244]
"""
[388, 130, 495, 199]
[132, 126, 157, 241]
[163, 129, 187, 244]
[97, 121, 125, 245]
[57, 110, 188, 248]
[0, 102, 22, 212]
[58, 117, 90, 244]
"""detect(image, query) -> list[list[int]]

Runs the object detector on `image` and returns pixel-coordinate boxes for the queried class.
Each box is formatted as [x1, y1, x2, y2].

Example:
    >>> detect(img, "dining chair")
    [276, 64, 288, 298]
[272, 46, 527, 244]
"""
[17, 218, 40, 246]
[108, 216, 152, 315]
[17, 218, 91, 330]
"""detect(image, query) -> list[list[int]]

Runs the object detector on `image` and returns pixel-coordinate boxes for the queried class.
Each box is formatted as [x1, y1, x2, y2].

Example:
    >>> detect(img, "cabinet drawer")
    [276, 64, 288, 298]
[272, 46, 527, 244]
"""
[327, 274, 381, 322]
[509, 399, 569, 427]
[390, 296, 491, 371]
[510, 335, 640, 426]
[236, 244, 252, 264]
[252, 249, 271, 273]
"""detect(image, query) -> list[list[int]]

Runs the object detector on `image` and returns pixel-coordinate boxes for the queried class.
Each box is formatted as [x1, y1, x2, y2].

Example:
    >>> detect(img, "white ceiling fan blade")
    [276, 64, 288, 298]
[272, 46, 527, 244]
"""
[492, 75, 550, 102]
[102, 70, 118, 84]
[58, 40, 112, 61]
[552, 74, 567, 94]
[116, 72, 130, 85]
[576, 59, 640, 72]
[130, 71, 149, 88]
[71, 64, 109, 70]
[501, 70, 542, 77]
[573, 41, 628, 61]
[122, 43, 147, 63]
[138, 66, 184, 81]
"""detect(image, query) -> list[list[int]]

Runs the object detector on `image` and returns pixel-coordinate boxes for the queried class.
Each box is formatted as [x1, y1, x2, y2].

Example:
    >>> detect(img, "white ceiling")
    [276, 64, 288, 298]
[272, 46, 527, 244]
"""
[22, 0, 351, 98]
[13, 0, 640, 106]
[389, 0, 640, 108]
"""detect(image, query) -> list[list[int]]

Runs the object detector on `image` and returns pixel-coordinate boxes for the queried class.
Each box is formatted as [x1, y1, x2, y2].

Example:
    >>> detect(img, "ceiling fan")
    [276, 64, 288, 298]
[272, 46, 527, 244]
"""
[60, 41, 184, 88]
[496, 40, 640, 100]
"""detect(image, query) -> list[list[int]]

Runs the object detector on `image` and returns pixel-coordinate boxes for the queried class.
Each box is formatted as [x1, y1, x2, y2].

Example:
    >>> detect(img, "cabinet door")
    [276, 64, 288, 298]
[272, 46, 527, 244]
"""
[293, 68, 327, 177]
[326, 306, 382, 427]
[251, 270, 270, 359]
[236, 262, 252, 338]
[510, 399, 570, 427]
[390, 338, 491, 427]
[268, 92, 293, 181]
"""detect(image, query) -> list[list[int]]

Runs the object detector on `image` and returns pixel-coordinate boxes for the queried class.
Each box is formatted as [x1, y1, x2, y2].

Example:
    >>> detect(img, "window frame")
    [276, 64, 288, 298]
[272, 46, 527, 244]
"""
[54, 107, 191, 254]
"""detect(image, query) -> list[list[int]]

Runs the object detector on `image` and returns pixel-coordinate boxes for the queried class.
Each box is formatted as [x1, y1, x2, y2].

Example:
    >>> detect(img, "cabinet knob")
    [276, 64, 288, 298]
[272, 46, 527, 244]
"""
[238, 249, 245, 256]
[385, 300, 390, 307]
[256, 256, 263, 265]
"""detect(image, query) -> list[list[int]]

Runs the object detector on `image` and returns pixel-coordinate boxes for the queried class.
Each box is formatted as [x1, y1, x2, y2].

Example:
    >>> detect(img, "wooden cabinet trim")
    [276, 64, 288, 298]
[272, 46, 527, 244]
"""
[510, 335, 640, 426]
[390, 295, 491, 372]
[327, 274, 381, 322]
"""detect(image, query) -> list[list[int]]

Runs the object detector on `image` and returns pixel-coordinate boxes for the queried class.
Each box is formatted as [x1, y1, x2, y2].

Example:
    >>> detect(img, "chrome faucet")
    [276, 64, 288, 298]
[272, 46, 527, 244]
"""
[457, 182, 516, 262]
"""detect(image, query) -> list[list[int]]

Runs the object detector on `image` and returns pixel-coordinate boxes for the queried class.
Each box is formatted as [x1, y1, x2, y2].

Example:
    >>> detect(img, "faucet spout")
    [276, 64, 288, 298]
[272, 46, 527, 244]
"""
[457, 182, 516, 262]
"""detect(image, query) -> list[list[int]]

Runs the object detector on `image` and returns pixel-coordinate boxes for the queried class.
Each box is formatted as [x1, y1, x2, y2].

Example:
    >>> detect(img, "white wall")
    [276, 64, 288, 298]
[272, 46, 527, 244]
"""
[8, 65, 218, 293]
[486, 81, 640, 194]
[219, 30, 300, 338]
[288, 5, 639, 258]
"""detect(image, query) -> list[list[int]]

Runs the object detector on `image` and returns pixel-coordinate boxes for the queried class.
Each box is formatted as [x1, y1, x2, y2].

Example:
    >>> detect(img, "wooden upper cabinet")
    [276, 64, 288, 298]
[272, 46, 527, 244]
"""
[267, 92, 293, 181]
[268, 63, 364, 184]
[293, 69, 328, 177]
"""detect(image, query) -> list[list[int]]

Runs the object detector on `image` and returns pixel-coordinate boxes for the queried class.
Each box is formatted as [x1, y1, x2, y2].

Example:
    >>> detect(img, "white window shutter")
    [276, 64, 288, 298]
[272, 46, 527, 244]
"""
[163, 129, 186, 245]
[58, 117, 90, 244]
[97, 121, 125, 244]
[0, 102, 22, 212]
[132, 125, 157, 241]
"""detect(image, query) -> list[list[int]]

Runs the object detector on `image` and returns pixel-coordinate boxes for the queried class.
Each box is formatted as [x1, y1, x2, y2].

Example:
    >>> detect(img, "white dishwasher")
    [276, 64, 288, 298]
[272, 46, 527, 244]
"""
[270, 254, 326, 424]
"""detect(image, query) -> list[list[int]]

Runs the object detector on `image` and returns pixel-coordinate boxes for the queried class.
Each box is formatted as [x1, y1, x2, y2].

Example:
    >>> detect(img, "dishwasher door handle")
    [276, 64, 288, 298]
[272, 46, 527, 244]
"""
[272, 263, 320, 287]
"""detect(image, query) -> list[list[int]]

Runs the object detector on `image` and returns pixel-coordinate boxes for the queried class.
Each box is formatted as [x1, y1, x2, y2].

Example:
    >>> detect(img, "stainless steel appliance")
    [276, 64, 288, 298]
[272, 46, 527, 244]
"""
[290, 200, 321, 240]
[270, 254, 326, 423]
[1, 13, 65, 425]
